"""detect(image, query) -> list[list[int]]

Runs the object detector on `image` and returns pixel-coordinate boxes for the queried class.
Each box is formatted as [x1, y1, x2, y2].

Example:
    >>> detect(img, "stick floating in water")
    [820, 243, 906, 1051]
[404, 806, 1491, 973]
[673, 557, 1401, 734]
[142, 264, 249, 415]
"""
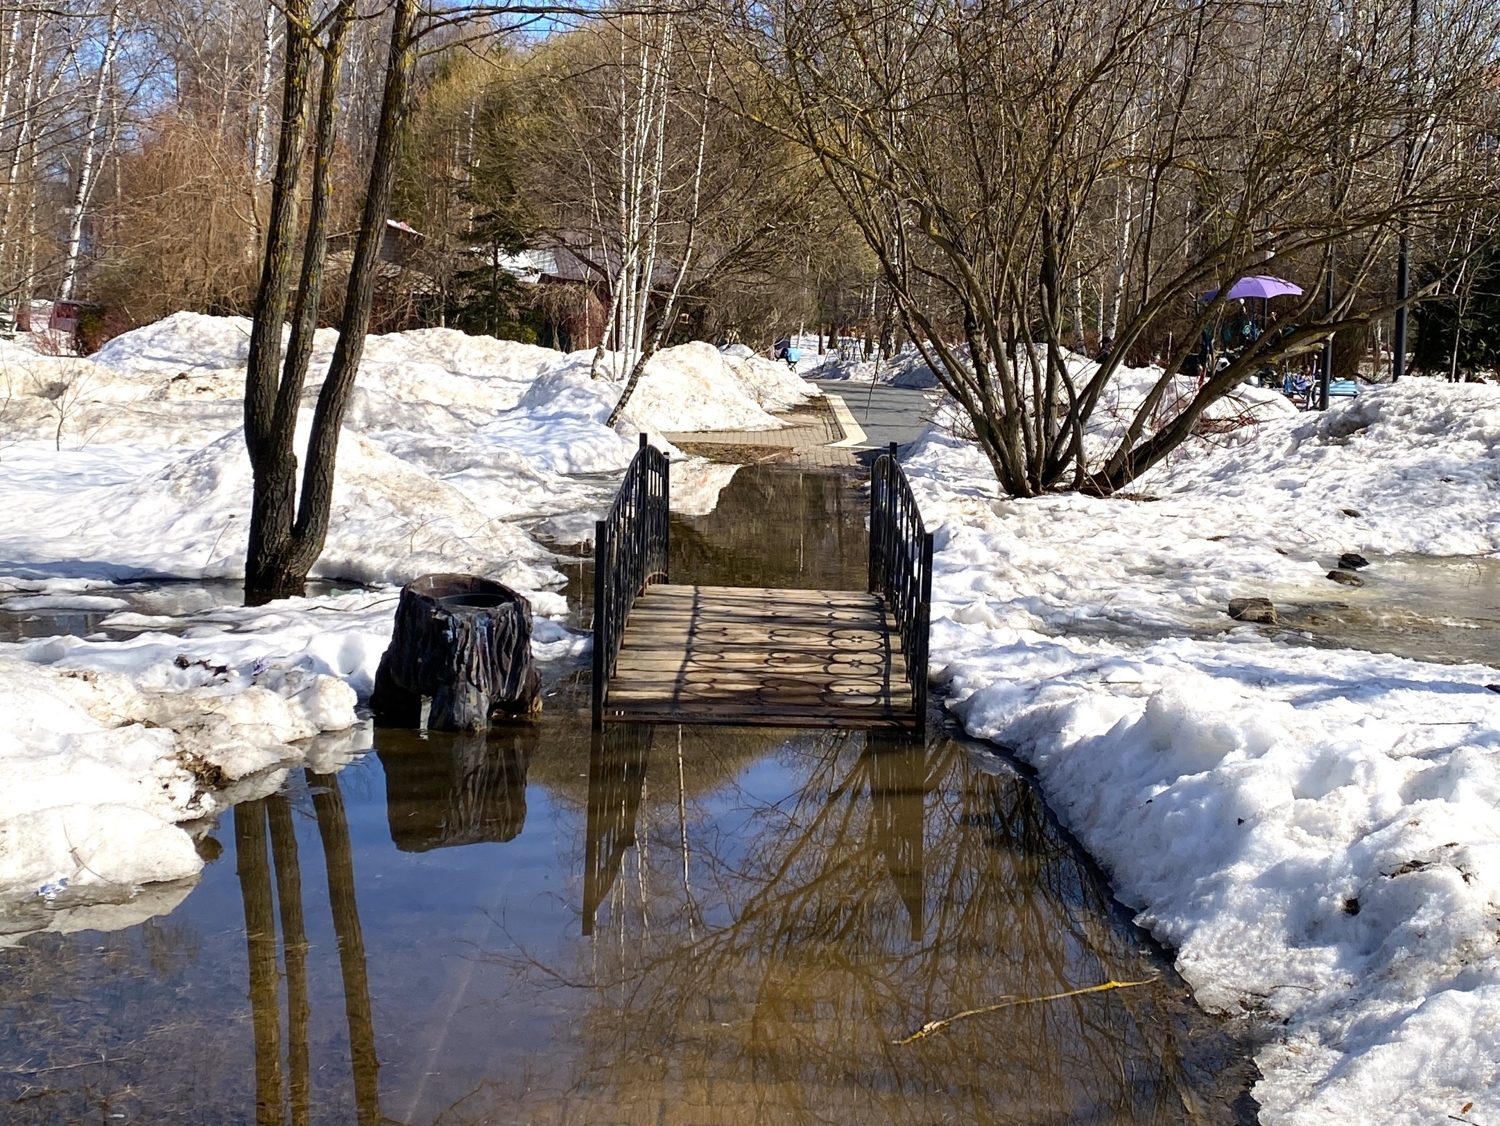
[892, 977, 1160, 1045]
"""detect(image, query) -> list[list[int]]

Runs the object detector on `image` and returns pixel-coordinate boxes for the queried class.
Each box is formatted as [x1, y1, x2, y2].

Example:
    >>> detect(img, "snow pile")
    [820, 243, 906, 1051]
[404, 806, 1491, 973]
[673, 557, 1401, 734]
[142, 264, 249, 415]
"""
[0, 315, 811, 587]
[8, 314, 810, 454]
[91, 311, 264, 378]
[937, 625, 1500, 1125]
[1154, 381, 1500, 556]
[0, 647, 358, 938]
[806, 346, 940, 389]
[719, 343, 822, 411]
[618, 342, 788, 432]
[87, 313, 558, 414]
[1084, 362, 1299, 464]
[905, 380, 1500, 1122]
[0, 427, 557, 587]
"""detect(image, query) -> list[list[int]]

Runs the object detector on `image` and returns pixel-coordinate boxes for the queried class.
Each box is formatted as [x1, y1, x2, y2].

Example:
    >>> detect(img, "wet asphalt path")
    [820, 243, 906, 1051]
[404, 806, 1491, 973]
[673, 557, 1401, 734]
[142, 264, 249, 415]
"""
[813, 380, 936, 454]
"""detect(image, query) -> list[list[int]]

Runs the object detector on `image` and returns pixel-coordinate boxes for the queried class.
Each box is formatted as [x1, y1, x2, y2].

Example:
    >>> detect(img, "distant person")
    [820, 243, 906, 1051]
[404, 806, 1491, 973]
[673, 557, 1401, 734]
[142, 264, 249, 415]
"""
[774, 337, 802, 369]
[1096, 335, 1114, 364]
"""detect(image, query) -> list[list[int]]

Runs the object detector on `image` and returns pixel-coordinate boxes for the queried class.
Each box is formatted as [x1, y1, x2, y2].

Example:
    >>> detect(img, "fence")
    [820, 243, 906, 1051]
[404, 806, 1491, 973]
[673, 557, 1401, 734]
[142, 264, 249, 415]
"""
[869, 442, 934, 729]
[591, 435, 670, 727]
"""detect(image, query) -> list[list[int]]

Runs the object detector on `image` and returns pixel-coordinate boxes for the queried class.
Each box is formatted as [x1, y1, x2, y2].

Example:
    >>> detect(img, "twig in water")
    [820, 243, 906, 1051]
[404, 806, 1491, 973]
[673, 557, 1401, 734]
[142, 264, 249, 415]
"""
[892, 977, 1159, 1045]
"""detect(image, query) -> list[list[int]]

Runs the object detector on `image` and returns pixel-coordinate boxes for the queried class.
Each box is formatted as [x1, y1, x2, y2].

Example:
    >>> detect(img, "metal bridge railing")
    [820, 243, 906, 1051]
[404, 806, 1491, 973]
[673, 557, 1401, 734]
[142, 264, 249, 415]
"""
[592, 435, 670, 728]
[869, 442, 933, 730]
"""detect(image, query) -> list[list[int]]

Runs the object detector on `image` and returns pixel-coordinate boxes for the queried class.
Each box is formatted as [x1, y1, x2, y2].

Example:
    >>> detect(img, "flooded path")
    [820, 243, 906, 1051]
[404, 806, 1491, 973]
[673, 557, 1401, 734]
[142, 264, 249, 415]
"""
[0, 465, 1256, 1124]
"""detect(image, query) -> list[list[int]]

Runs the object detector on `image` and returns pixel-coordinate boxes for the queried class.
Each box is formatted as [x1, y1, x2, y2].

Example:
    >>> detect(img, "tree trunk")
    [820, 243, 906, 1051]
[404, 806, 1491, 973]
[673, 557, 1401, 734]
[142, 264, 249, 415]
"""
[308, 772, 381, 1126]
[245, 0, 419, 598]
[59, 0, 122, 302]
[267, 794, 312, 1126]
[233, 801, 285, 1126]
[243, 0, 417, 603]
[0, 13, 43, 297]
[370, 574, 541, 731]
[243, 0, 315, 602]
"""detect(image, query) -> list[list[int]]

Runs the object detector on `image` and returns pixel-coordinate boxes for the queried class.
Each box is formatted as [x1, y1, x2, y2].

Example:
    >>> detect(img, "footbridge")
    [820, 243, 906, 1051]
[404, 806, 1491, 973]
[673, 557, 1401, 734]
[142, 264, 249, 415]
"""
[591, 437, 932, 732]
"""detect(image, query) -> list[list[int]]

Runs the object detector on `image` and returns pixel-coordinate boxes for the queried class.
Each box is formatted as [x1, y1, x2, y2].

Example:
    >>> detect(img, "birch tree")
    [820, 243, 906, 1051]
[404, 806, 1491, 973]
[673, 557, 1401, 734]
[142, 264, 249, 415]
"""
[528, 17, 809, 422]
[60, 0, 123, 302]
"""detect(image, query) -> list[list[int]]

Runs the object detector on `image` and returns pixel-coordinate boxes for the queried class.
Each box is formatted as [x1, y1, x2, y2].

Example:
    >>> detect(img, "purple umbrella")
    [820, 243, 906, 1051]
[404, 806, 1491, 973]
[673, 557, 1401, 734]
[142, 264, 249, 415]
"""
[1202, 275, 1304, 301]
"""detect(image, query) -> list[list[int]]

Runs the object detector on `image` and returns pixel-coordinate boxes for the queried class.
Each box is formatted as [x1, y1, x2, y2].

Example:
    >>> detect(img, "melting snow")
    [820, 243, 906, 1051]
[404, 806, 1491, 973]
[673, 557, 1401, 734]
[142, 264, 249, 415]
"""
[908, 379, 1500, 1124]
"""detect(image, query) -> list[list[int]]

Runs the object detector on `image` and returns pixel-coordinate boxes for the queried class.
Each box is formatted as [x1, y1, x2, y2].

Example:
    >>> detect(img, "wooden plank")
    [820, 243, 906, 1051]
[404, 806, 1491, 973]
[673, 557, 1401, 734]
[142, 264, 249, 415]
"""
[610, 685, 901, 701]
[633, 597, 881, 614]
[603, 702, 913, 720]
[619, 636, 894, 651]
[626, 613, 885, 629]
[603, 707, 917, 730]
[648, 583, 874, 598]
[613, 657, 894, 675]
[604, 583, 917, 728]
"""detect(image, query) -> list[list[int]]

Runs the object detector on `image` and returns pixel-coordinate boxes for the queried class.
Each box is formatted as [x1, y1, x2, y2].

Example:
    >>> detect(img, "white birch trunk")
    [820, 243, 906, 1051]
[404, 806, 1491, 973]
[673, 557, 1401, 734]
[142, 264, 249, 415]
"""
[249, 0, 277, 184]
[60, 0, 123, 302]
[1106, 180, 1132, 342]
[0, 12, 42, 291]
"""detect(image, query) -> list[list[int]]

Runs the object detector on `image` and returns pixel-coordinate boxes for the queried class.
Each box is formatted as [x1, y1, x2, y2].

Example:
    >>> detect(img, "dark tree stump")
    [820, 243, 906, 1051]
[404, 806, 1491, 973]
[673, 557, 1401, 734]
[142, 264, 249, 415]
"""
[370, 574, 541, 731]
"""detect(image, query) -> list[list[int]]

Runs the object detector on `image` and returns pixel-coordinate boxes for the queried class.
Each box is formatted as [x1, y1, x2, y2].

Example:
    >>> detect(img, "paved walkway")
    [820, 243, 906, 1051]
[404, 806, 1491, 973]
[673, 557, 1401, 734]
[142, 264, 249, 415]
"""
[813, 381, 936, 453]
[664, 382, 936, 467]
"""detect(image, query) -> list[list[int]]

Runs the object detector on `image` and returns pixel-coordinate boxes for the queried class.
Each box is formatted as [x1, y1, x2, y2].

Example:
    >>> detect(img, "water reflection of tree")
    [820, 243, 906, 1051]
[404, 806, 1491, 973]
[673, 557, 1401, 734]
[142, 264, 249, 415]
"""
[232, 771, 381, 1126]
[500, 726, 1246, 1124]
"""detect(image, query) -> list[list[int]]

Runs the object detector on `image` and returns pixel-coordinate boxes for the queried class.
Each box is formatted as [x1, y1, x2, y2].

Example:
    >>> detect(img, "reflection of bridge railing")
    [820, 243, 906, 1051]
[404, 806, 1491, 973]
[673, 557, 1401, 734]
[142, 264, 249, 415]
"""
[869, 442, 934, 726]
[582, 724, 653, 936]
[592, 435, 670, 729]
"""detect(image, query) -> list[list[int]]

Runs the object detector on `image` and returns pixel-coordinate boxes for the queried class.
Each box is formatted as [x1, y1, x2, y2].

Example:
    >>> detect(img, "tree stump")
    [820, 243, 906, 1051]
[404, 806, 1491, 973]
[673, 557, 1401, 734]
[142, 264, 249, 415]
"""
[370, 574, 541, 731]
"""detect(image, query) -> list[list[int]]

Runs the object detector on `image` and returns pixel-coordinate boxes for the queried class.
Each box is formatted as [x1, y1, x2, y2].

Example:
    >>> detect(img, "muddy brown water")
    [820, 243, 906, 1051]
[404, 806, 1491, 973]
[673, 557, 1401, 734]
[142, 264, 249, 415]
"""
[0, 465, 1257, 1124]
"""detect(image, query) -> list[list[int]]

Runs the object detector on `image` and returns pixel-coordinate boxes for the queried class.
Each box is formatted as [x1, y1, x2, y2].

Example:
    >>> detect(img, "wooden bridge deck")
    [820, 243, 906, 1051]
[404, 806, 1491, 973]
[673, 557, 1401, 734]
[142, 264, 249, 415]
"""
[601, 584, 917, 728]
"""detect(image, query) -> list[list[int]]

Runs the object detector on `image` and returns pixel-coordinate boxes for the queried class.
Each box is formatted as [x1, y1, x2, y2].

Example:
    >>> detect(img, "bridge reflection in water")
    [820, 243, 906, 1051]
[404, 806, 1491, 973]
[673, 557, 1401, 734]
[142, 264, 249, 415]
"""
[498, 720, 1245, 1125]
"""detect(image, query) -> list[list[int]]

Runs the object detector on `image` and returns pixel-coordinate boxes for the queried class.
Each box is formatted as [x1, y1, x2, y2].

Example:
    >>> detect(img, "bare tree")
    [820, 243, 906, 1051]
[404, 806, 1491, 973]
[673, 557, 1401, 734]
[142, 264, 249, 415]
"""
[59, 0, 123, 302]
[764, 0, 1500, 497]
[241, 0, 613, 601]
[517, 16, 816, 418]
[242, 0, 410, 601]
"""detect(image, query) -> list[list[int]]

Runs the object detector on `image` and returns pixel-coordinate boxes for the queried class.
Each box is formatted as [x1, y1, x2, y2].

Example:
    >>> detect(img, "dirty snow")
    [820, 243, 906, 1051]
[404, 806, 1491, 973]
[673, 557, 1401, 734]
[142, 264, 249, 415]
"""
[0, 648, 361, 944]
[907, 379, 1500, 1124]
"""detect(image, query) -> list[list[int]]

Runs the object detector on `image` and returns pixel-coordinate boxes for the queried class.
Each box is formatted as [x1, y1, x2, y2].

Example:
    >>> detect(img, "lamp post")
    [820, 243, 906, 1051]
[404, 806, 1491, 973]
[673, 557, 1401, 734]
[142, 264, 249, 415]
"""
[1319, 263, 1333, 411]
[1394, 237, 1409, 382]
[1392, 0, 1419, 382]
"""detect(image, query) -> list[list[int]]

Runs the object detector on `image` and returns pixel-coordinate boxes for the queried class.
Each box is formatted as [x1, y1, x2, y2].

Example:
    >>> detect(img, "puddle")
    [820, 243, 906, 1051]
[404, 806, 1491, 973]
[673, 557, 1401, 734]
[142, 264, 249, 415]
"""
[1272, 553, 1500, 667]
[1034, 550, 1500, 671]
[0, 465, 1257, 1123]
[0, 578, 370, 643]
